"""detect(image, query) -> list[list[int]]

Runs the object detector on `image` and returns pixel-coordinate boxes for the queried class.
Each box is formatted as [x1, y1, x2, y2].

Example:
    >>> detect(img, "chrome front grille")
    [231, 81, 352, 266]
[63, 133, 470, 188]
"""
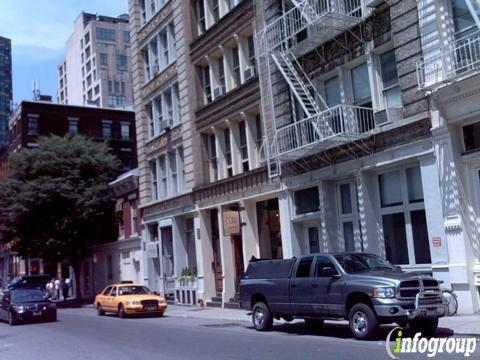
[141, 300, 158, 307]
[398, 278, 440, 300]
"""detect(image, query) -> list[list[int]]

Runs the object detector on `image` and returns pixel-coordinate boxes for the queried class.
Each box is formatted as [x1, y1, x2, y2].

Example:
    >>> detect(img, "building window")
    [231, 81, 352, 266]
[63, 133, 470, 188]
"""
[380, 50, 401, 109]
[337, 181, 361, 252]
[169, 151, 178, 194]
[150, 160, 158, 199]
[452, 0, 476, 38]
[232, 46, 241, 86]
[121, 123, 130, 140]
[116, 55, 128, 69]
[123, 31, 130, 44]
[203, 66, 212, 103]
[178, 147, 185, 190]
[247, 35, 255, 68]
[68, 119, 78, 136]
[102, 122, 112, 139]
[147, 103, 154, 137]
[100, 53, 108, 66]
[239, 121, 249, 172]
[208, 134, 218, 181]
[463, 122, 480, 152]
[159, 156, 167, 198]
[294, 187, 320, 215]
[324, 76, 341, 107]
[217, 57, 225, 93]
[108, 95, 126, 107]
[351, 62, 372, 107]
[96, 28, 116, 42]
[224, 128, 233, 177]
[212, 0, 220, 22]
[197, 0, 206, 34]
[378, 166, 430, 265]
[255, 114, 263, 148]
[27, 116, 38, 135]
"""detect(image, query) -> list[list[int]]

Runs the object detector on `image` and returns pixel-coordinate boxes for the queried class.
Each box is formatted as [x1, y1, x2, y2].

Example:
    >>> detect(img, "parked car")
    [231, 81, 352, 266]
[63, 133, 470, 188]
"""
[7, 275, 51, 291]
[94, 283, 167, 318]
[239, 252, 447, 339]
[0, 289, 57, 325]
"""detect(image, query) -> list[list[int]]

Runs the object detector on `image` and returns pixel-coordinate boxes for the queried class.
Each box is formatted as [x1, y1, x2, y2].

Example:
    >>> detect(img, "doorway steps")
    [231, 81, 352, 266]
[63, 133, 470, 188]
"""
[206, 293, 223, 308]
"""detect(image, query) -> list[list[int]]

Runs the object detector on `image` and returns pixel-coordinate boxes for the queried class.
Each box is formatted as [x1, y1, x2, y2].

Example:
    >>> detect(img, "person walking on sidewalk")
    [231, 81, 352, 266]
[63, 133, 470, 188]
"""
[46, 279, 54, 299]
[62, 279, 70, 301]
[54, 278, 61, 300]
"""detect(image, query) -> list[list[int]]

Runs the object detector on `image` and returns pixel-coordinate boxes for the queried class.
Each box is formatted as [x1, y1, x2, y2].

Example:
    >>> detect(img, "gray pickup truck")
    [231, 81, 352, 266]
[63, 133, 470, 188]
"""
[239, 252, 446, 339]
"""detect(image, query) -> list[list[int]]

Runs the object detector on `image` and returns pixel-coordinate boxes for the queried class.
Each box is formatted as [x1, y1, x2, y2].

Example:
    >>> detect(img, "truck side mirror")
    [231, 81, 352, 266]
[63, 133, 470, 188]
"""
[321, 266, 339, 277]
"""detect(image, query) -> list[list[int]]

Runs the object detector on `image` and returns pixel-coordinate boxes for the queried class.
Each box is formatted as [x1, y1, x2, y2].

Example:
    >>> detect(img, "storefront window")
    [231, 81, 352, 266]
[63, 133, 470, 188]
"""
[379, 170, 402, 207]
[382, 213, 409, 264]
[378, 165, 431, 265]
[308, 227, 320, 254]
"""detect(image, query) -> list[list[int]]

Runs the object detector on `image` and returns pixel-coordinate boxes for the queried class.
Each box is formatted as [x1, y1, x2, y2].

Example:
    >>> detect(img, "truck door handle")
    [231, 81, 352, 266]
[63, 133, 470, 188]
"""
[312, 284, 319, 288]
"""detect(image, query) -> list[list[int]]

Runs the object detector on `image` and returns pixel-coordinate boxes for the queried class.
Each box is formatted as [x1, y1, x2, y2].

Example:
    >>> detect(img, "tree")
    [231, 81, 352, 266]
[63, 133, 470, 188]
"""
[0, 135, 120, 299]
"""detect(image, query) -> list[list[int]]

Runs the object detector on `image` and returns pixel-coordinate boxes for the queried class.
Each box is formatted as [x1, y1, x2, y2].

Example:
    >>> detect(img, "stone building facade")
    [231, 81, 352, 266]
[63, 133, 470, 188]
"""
[125, 0, 480, 313]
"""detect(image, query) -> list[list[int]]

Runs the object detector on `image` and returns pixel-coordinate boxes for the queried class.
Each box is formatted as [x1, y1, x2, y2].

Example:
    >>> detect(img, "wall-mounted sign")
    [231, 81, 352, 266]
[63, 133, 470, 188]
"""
[223, 209, 241, 236]
[145, 242, 158, 258]
[432, 237, 442, 247]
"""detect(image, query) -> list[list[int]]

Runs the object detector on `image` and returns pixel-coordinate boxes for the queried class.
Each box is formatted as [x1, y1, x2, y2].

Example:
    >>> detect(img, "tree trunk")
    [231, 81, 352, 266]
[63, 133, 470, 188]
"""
[72, 261, 82, 301]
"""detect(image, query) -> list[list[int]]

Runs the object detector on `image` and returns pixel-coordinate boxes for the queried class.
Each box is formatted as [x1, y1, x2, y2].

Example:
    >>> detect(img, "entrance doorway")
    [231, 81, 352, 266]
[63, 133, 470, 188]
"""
[210, 209, 223, 293]
[256, 199, 282, 259]
[232, 235, 244, 297]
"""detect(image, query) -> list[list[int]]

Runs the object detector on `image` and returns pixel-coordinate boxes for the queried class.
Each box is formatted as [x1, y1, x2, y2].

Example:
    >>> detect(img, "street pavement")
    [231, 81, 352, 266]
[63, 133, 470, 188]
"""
[0, 307, 479, 360]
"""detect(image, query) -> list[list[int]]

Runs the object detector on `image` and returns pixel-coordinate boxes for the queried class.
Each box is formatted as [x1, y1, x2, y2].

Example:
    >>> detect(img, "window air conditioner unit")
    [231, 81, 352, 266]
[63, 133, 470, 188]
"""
[244, 66, 256, 80]
[213, 85, 226, 98]
[152, 64, 159, 74]
[373, 108, 402, 127]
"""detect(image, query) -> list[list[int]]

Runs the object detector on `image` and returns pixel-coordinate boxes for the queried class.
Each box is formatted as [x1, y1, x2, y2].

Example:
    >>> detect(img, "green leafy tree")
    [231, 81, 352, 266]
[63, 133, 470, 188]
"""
[0, 135, 120, 299]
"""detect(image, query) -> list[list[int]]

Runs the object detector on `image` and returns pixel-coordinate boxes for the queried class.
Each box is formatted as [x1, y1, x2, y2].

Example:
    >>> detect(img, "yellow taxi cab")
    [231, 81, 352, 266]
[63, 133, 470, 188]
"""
[94, 282, 167, 318]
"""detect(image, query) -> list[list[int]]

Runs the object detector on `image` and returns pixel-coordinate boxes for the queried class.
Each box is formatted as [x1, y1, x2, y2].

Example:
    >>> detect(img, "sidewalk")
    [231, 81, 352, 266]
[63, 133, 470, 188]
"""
[164, 304, 480, 336]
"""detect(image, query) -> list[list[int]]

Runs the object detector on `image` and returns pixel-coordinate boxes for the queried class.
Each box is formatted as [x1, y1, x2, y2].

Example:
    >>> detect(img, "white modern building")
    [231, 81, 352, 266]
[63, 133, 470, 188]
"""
[57, 12, 133, 109]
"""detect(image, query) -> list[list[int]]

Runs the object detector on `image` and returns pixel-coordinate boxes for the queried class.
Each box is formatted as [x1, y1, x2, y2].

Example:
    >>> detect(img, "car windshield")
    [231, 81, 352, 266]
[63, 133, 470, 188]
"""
[118, 286, 151, 296]
[11, 290, 46, 302]
[334, 254, 396, 273]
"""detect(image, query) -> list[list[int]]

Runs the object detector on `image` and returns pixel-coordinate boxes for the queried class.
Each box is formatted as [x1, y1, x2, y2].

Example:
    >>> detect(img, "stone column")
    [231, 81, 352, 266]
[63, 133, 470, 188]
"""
[195, 210, 216, 304]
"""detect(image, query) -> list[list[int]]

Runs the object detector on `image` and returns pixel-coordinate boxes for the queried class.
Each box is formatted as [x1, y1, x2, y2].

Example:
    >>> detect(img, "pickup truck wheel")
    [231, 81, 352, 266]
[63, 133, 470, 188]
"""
[409, 318, 438, 336]
[304, 319, 324, 329]
[348, 303, 378, 340]
[252, 302, 273, 331]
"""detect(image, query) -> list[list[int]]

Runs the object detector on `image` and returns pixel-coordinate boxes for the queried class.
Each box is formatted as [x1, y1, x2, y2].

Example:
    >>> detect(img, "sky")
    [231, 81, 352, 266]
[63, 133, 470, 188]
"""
[0, 0, 128, 104]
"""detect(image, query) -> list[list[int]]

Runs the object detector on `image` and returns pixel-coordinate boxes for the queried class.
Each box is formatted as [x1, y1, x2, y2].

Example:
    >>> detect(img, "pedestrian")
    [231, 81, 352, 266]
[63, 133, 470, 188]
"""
[46, 279, 53, 298]
[62, 279, 70, 301]
[54, 278, 61, 300]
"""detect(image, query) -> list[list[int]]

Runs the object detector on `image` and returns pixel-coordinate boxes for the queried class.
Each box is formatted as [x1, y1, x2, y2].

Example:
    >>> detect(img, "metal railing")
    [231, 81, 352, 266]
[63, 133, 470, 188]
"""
[275, 105, 374, 156]
[417, 31, 480, 90]
[256, 0, 361, 57]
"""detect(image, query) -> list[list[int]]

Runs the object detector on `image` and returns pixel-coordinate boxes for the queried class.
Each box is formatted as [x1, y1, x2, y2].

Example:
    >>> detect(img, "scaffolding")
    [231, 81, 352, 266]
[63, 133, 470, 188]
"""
[256, 0, 375, 178]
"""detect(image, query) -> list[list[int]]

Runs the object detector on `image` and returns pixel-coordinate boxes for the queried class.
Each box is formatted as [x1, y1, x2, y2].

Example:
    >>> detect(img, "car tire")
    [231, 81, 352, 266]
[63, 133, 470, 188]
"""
[157, 312, 164, 318]
[304, 318, 324, 329]
[118, 304, 126, 319]
[409, 318, 438, 336]
[8, 311, 17, 326]
[97, 304, 105, 316]
[348, 303, 378, 340]
[49, 313, 57, 322]
[252, 302, 273, 331]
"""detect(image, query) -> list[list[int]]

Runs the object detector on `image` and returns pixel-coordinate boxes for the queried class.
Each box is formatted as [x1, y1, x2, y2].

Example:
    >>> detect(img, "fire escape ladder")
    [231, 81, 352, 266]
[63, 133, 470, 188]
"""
[271, 51, 327, 116]
[291, 0, 319, 24]
[466, 0, 480, 29]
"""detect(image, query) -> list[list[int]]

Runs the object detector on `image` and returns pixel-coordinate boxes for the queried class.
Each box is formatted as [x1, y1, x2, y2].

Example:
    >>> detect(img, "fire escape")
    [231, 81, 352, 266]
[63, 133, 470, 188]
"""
[256, 0, 376, 178]
[417, 0, 480, 91]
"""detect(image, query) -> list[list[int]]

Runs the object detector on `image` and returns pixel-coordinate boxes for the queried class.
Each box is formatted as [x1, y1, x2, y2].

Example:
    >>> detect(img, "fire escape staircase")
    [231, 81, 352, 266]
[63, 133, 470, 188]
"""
[257, 1, 372, 178]
[466, 0, 480, 29]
